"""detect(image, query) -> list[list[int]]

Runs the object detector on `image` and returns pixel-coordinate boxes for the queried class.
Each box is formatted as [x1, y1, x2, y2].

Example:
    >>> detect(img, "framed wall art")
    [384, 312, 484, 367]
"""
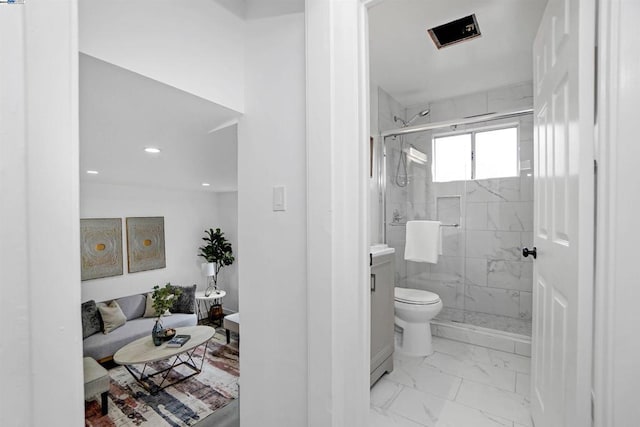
[126, 216, 166, 273]
[80, 218, 123, 281]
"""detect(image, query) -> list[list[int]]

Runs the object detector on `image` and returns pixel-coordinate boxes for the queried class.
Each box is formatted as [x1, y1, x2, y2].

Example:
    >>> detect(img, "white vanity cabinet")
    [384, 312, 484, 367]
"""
[370, 249, 395, 386]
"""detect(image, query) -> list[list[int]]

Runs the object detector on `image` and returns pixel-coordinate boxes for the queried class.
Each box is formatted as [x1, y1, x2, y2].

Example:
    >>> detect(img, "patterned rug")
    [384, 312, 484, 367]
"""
[85, 340, 239, 427]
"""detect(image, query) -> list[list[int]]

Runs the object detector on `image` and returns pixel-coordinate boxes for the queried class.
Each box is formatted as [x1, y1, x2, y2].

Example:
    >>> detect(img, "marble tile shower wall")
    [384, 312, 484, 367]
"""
[385, 82, 534, 335]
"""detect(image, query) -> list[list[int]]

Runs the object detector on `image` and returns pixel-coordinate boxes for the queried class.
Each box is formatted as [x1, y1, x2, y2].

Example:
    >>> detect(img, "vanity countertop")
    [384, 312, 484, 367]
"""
[370, 244, 396, 258]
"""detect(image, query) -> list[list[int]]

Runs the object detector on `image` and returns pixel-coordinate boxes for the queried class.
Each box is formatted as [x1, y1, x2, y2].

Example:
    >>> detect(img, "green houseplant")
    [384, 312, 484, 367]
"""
[198, 228, 235, 296]
[151, 283, 182, 346]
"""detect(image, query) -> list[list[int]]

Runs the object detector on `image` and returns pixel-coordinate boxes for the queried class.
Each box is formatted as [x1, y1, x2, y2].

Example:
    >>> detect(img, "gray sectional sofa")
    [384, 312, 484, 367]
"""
[83, 292, 197, 362]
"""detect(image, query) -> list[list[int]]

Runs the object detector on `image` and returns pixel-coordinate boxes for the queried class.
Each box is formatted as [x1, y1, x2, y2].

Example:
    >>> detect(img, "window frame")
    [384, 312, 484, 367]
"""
[432, 122, 520, 182]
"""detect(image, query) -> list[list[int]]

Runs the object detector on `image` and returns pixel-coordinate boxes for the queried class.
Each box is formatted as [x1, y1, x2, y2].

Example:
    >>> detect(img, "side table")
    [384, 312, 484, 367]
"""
[195, 290, 226, 326]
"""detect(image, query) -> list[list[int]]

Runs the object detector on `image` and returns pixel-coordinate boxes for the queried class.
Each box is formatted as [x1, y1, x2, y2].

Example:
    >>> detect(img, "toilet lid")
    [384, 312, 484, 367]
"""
[394, 287, 441, 305]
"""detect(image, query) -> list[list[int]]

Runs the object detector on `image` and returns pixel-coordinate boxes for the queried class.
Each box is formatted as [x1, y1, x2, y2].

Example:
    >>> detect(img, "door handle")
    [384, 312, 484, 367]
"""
[522, 247, 537, 259]
[370, 274, 376, 292]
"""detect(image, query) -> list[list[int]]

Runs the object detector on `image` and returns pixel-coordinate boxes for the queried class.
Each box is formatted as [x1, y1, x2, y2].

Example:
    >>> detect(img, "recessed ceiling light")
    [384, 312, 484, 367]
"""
[144, 147, 161, 154]
[201, 183, 211, 187]
[86, 170, 99, 175]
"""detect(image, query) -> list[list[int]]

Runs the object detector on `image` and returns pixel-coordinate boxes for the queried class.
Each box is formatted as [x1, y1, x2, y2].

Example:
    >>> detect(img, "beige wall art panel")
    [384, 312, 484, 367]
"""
[126, 216, 166, 273]
[80, 218, 123, 281]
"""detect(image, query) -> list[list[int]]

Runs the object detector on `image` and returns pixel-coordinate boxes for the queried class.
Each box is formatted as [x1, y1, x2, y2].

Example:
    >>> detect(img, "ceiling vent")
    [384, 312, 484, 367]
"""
[427, 14, 481, 49]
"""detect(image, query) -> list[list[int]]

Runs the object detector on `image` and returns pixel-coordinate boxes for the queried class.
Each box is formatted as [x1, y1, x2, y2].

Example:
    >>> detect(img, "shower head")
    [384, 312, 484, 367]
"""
[394, 108, 430, 127]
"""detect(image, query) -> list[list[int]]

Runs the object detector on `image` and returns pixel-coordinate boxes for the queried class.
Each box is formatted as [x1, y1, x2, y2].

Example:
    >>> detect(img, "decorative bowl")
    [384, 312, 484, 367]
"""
[159, 328, 176, 341]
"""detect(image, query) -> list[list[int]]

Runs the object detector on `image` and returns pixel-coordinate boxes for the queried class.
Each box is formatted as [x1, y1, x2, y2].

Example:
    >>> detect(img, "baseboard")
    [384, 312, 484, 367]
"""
[431, 320, 531, 356]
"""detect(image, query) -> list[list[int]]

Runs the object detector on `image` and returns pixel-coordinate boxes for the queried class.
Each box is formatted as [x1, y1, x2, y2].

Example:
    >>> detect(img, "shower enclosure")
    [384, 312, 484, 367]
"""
[378, 86, 534, 340]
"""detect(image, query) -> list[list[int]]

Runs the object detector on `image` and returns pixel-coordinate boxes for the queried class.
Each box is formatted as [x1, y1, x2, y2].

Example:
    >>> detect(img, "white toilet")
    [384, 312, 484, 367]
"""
[394, 287, 443, 356]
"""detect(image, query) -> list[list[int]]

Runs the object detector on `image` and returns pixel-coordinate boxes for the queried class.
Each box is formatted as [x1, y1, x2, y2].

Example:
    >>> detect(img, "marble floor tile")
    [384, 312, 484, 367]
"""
[371, 377, 404, 409]
[455, 380, 532, 426]
[389, 386, 514, 427]
[369, 407, 426, 427]
[436, 402, 515, 427]
[515, 372, 531, 398]
[373, 336, 533, 427]
[424, 351, 516, 392]
[487, 349, 532, 374]
[387, 386, 447, 426]
[393, 351, 429, 371]
[386, 361, 462, 400]
[431, 336, 492, 365]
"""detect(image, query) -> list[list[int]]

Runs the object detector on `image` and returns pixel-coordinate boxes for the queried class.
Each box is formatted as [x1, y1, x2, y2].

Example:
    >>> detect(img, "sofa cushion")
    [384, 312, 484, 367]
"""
[98, 300, 127, 334]
[142, 292, 173, 318]
[82, 313, 197, 361]
[115, 294, 146, 320]
[170, 284, 196, 314]
[81, 300, 102, 339]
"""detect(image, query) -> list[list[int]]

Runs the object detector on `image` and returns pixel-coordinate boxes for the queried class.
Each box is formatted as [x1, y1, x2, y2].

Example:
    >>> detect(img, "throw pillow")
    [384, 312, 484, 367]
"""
[142, 292, 172, 318]
[170, 284, 197, 314]
[80, 300, 101, 339]
[97, 300, 127, 334]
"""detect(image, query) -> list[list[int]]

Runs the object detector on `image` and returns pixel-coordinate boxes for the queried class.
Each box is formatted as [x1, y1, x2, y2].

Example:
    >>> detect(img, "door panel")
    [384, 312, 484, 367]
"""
[532, 277, 547, 410]
[531, 0, 594, 426]
[552, 77, 570, 245]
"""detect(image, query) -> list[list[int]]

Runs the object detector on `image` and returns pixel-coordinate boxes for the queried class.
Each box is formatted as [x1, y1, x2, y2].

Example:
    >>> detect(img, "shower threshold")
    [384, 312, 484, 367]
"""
[431, 318, 531, 357]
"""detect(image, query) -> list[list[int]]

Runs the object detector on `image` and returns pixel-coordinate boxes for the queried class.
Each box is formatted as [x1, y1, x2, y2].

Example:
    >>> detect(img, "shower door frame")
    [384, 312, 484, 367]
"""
[380, 108, 533, 244]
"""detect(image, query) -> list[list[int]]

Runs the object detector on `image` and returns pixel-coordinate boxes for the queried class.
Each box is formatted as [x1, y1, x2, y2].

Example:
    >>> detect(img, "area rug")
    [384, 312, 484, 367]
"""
[85, 341, 239, 427]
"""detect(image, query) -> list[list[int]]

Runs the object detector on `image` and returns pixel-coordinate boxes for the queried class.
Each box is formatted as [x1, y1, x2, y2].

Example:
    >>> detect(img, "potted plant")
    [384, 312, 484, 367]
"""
[151, 283, 182, 346]
[198, 228, 235, 296]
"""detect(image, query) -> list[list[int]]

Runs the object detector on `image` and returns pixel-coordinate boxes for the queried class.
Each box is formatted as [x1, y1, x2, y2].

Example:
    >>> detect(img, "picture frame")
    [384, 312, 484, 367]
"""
[126, 216, 166, 273]
[80, 218, 123, 281]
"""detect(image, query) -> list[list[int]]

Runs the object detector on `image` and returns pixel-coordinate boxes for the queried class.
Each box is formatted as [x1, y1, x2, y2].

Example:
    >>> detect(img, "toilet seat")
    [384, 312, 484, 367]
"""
[394, 287, 441, 305]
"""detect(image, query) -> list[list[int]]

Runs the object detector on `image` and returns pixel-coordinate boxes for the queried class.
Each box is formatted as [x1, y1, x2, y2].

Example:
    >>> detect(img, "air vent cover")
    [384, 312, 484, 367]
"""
[428, 14, 481, 49]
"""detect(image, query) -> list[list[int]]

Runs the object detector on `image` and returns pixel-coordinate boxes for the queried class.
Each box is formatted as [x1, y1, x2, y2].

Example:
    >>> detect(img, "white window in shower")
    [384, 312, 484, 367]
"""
[474, 127, 519, 179]
[432, 133, 472, 182]
[432, 125, 519, 182]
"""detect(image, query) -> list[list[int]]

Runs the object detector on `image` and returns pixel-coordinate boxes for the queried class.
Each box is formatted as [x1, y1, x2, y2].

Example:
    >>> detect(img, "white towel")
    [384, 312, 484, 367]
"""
[404, 220, 442, 264]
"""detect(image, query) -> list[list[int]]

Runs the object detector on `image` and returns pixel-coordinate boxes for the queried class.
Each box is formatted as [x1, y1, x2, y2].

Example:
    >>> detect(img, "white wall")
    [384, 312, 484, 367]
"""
[238, 12, 308, 425]
[214, 191, 239, 312]
[80, 183, 239, 310]
[79, 0, 245, 113]
[306, 1, 371, 425]
[0, 1, 85, 425]
[595, 0, 640, 424]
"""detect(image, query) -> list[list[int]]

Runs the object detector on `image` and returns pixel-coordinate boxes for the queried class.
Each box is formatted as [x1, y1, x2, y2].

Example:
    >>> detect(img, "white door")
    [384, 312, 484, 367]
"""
[530, 0, 594, 426]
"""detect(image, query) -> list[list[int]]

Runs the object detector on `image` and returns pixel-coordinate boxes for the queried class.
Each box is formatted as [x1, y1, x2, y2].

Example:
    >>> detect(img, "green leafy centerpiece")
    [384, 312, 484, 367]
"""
[198, 228, 235, 296]
[151, 283, 182, 346]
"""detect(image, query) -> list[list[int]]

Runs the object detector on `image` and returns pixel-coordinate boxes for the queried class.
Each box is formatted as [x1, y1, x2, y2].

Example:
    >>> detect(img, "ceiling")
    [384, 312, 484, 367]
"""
[80, 54, 239, 192]
[214, 0, 304, 19]
[368, 0, 547, 107]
